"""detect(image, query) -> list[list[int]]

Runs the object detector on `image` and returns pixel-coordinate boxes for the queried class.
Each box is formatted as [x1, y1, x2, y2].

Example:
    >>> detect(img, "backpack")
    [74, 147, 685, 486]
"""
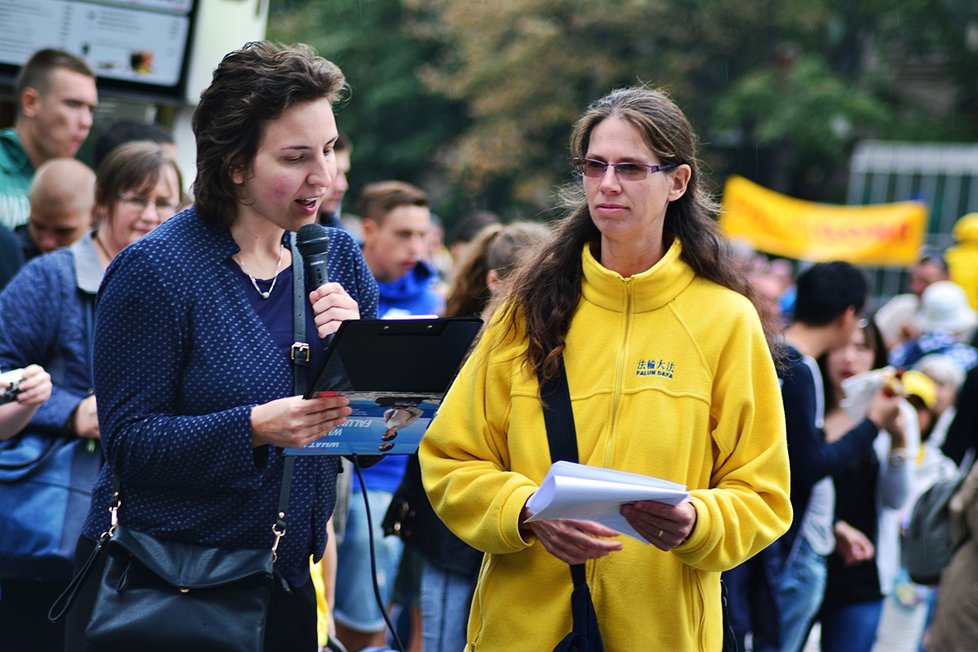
[902, 449, 976, 585]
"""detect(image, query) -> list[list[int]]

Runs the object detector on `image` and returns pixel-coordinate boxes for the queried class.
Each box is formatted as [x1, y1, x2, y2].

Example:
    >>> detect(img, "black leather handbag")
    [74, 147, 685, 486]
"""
[49, 233, 313, 651]
[84, 523, 276, 652]
[48, 457, 294, 652]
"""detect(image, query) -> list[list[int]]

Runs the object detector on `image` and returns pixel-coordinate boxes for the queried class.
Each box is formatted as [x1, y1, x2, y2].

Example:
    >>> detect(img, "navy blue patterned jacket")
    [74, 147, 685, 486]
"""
[82, 208, 378, 579]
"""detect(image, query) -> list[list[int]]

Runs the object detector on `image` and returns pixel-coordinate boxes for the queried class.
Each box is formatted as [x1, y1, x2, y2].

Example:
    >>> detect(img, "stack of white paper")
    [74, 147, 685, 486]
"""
[524, 460, 690, 541]
[840, 367, 893, 422]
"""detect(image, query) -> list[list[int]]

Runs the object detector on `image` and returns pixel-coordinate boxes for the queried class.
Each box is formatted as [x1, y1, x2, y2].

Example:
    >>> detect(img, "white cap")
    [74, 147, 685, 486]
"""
[912, 281, 978, 336]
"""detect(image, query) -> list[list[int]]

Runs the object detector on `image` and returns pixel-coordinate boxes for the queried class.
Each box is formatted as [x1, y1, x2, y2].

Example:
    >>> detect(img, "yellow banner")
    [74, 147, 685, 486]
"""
[720, 175, 927, 266]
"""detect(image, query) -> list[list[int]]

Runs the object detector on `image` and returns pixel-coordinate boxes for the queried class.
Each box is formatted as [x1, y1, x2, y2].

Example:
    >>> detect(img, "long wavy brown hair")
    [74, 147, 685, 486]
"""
[500, 86, 779, 381]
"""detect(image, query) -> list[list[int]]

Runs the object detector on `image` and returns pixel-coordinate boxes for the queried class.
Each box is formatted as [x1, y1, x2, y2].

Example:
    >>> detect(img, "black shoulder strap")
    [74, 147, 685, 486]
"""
[539, 357, 578, 465]
[538, 357, 604, 652]
[82, 292, 96, 384]
[274, 232, 307, 557]
[289, 232, 309, 397]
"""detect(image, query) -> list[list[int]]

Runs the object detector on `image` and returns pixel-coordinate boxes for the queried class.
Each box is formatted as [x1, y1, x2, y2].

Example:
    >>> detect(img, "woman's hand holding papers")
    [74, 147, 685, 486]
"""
[250, 393, 351, 448]
[519, 504, 623, 565]
[620, 500, 698, 551]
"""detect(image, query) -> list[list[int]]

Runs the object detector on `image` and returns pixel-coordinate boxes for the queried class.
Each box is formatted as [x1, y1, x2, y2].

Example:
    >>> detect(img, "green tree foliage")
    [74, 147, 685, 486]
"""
[406, 0, 686, 208]
[707, 0, 978, 198]
[269, 0, 978, 217]
[268, 0, 469, 218]
[712, 52, 891, 197]
[404, 0, 881, 203]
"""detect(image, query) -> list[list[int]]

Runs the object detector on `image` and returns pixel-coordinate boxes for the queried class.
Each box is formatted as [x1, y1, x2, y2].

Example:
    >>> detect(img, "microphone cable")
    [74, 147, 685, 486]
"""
[351, 454, 406, 652]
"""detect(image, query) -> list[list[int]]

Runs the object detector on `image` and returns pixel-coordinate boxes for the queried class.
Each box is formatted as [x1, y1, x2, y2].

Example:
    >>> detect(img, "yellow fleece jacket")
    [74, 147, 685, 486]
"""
[420, 240, 791, 651]
[947, 212, 978, 310]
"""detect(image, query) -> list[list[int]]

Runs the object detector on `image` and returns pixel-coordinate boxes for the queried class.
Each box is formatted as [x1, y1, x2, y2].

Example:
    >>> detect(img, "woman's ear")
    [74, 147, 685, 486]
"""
[668, 164, 692, 202]
[92, 204, 108, 229]
[486, 269, 503, 296]
[229, 154, 251, 186]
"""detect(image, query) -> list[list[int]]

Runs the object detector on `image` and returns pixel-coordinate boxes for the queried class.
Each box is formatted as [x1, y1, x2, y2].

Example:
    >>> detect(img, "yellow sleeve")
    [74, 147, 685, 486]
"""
[419, 323, 539, 555]
[674, 304, 793, 571]
[309, 557, 330, 647]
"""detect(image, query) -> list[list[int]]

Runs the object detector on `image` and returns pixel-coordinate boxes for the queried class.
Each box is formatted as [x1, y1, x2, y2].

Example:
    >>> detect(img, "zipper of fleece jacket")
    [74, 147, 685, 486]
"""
[605, 277, 632, 467]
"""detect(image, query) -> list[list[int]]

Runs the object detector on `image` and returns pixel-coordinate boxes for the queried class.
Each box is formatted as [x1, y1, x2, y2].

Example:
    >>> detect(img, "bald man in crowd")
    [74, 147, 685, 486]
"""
[15, 158, 95, 261]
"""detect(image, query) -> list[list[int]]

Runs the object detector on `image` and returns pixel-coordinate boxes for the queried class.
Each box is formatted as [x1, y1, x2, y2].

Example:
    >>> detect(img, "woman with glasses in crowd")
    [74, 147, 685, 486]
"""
[0, 140, 181, 651]
[419, 86, 792, 651]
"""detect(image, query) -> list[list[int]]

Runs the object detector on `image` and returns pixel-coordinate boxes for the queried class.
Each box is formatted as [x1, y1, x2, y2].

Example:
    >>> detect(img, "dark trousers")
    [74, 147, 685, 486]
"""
[0, 577, 67, 652]
[64, 536, 318, 652]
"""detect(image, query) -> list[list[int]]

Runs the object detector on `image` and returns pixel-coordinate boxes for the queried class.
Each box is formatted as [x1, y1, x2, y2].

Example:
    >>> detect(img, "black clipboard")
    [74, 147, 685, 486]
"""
[286, 317, 482, 456]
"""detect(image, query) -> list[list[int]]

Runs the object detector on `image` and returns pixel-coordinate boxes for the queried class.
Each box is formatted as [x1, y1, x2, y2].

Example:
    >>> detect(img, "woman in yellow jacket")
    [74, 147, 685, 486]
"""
[419, 86, 792, 651]
[947, 212, 978, 311]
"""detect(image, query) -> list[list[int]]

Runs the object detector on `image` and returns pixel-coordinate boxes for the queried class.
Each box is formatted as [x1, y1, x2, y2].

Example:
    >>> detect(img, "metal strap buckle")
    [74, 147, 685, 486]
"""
[290, 342, 310, 363]
[107, 495, 121, 537]
[271, 518, 286, 562]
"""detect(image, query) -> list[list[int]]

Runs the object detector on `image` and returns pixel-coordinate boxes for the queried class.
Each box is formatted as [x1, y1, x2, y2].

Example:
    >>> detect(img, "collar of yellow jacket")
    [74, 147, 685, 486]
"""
[581, 237, 696, 313]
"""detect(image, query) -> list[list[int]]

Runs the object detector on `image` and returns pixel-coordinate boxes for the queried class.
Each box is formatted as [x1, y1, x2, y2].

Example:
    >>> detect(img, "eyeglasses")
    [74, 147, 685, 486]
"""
[116, 194, 179, 214]
[572, 158, 676, 181]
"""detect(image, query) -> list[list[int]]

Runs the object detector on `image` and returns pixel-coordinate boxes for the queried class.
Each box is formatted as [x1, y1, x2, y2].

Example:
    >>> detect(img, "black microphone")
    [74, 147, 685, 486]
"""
[296, 223, 330, 290]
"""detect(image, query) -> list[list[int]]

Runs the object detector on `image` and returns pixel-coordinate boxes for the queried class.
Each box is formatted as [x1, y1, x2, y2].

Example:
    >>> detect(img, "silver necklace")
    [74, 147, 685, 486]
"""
[235, 246, 285, 299]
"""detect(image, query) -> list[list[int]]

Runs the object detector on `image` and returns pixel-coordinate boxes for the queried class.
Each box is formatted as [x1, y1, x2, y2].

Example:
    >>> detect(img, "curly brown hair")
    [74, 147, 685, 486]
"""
[192, 41, 346, 227]
[500, 86, 778, 381]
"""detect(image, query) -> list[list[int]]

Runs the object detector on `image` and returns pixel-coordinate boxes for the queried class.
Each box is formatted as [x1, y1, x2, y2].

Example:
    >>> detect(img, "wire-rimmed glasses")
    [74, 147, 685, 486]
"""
[572, 158, 676, 181]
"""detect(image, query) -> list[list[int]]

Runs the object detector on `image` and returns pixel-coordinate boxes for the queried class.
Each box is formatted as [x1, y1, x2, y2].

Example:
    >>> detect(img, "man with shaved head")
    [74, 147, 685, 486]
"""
[15, 158, 95, 260]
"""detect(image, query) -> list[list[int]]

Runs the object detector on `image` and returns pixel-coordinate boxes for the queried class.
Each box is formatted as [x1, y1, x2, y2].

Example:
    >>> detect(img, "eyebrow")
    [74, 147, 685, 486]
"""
[60, 94, 96, 107]
[585, 155, 648, 163]
[280, 136, 338, 152]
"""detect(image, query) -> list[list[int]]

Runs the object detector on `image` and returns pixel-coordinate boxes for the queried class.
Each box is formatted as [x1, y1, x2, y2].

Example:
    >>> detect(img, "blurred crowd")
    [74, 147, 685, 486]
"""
[2, 45, 978, 652]
[731, 233, 978, 652]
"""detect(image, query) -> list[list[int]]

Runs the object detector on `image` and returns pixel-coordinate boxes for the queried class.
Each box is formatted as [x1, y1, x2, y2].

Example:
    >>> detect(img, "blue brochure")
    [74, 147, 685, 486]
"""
[286, 317, 482, 456]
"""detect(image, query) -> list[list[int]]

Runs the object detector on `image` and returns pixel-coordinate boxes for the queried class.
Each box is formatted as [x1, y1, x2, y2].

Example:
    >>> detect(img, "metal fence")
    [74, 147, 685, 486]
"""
[847, 141, 978, 305]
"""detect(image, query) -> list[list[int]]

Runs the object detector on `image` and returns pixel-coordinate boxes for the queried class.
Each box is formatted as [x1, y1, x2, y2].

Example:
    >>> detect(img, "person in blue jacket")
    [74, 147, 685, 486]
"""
[359, 180, 443, 319]
[65, 42, 378, 651]
[1, 140, 181, 652]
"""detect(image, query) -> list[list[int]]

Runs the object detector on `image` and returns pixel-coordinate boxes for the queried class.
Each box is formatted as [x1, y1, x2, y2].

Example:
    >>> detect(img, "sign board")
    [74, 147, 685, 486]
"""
[0, 0, 197, 102]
